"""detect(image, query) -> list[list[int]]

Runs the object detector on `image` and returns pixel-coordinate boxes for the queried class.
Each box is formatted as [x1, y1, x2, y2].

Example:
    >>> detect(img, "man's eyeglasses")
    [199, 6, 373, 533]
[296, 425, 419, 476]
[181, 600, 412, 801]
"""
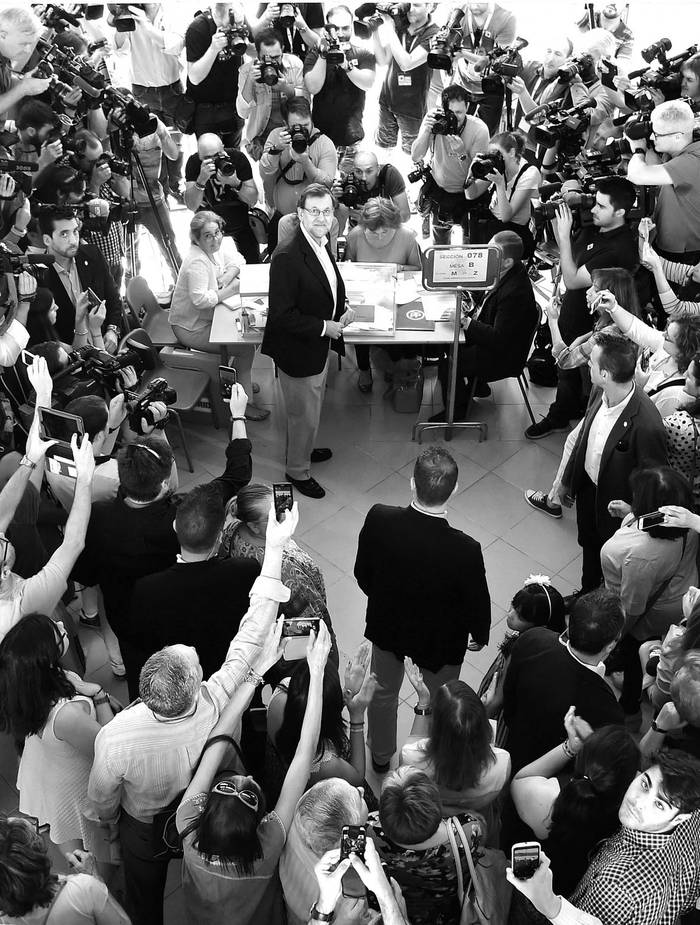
[212, 779, 259, 809]
[651, 130, 679, 138]
[303, 207, 334, 219]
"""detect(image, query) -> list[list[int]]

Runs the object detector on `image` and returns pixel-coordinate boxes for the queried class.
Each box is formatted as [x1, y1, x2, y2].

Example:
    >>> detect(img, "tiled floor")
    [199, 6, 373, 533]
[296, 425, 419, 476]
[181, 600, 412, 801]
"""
[0, 357, 581, 922]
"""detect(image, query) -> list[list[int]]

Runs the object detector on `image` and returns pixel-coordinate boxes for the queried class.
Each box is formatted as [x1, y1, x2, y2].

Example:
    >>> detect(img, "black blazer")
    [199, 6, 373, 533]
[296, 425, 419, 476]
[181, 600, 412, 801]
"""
[41, 244, 122, 345]
[354, 504, 491, 673]
[261, 227, 346, 378]
[463, 262, 539, 377]
[563, 385, 668, 542]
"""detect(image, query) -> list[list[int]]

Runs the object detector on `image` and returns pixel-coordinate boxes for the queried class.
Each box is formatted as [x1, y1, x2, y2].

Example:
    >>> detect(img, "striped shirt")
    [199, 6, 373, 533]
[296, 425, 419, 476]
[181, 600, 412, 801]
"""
[88, 576, 289, 823]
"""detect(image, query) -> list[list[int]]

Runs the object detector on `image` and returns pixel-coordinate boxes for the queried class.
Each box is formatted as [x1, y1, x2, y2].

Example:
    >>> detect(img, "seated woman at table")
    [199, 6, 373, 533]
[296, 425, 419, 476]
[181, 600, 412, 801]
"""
[169, 211, 269, 421]
[346, 198, 423, 394]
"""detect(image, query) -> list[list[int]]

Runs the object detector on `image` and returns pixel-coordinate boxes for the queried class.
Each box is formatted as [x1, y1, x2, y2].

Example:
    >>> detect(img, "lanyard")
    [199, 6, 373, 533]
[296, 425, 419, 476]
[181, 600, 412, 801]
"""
[466, 5, 495, 50]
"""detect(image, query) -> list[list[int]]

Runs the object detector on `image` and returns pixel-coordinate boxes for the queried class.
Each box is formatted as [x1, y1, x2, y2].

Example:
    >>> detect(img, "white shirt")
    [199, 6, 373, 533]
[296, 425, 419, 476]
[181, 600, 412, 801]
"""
[0, 318, 28, 368]
[300, 224, 338, 337]
[584, 385, 635, 485]
[115, 8, 184, 87]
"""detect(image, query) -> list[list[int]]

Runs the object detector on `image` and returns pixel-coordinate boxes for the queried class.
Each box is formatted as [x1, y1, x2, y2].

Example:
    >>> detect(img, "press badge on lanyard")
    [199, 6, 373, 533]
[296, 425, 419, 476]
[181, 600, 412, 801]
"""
[398, 74, 412, 86]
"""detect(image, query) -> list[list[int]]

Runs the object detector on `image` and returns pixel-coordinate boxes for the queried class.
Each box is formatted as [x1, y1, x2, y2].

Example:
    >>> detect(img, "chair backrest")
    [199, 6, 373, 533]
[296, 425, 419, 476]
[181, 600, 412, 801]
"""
[125, 277, 161, 323]
[118, 327, 158, 359]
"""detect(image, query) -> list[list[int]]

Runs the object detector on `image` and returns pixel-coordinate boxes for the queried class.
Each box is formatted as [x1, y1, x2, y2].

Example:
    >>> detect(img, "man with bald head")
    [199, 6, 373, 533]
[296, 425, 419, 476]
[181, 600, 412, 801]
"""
[184, 131, 261, 263]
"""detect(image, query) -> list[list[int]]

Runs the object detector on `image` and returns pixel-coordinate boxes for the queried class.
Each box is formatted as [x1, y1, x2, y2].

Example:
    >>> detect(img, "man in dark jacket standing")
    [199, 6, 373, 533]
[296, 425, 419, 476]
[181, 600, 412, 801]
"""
[354, 446, 491, 773]
[435, 231, 539, 419]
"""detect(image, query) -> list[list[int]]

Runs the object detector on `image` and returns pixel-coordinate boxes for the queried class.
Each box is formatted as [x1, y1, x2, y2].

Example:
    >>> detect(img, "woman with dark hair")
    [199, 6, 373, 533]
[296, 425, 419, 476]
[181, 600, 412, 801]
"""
[603, 466, 698, 723]
[176, 620, 331, 925]
[465, 129, 541, 258]
[642, 588, 700, 710]
[0, 614, 115, 872]
[265, 641, 376, 805]
[0, 815, 129, 924]
[511, 711, 639, 897]
[25, 287, 59, 346]
[400, 668, 510, 817]
[478, 576, 565, 744]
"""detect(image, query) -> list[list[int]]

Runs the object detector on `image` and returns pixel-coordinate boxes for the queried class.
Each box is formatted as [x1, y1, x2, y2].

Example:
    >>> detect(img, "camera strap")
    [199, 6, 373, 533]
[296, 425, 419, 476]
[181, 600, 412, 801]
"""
[276, 133, 322, 185]
[506, 163, 531, 201]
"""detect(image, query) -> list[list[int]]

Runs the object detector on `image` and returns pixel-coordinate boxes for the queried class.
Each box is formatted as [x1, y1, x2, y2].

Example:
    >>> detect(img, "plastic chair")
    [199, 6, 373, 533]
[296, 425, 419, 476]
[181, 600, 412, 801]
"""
[125, 276, 179, 347]
[118, 328, 221, 473]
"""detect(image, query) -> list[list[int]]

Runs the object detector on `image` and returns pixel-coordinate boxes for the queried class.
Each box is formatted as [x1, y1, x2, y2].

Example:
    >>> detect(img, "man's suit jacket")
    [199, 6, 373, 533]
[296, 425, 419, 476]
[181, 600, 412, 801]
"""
[354, 504, 490, 673]
[515, 62, 568, 147]
[563, 385, 668, 542]
[261, 227, 346, 378]
[42, 244, 122, 345]
[463, 262, 539, 379]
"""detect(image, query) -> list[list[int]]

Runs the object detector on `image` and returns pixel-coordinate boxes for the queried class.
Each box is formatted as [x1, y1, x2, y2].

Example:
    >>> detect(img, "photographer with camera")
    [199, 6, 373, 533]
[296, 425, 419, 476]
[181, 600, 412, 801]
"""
[185, 3, 249, 148]
[411, 83, 489, 245]
[38, 211, 122, 353]
[525, 176, 638, 440]
[253, 3, 323, 56]
[451, 1, 517, 134]
[112, 4, 185, 203]
[335, 150, 410, 234]
[11, 100, 63, 175]
[260, 97, 337, 253]
[236, 26, 307, 162]
[576, 1, 634, 62]
[464, 129, 541, 257]
[184, 133, 260, 265]
[626, 99, 700, 265]
[373, 2, 439, 157]
[0, 6, 52, 121]
[507, 36, 573, 154]
[304, 5, 376, 163]
[681, 52, 700, 104]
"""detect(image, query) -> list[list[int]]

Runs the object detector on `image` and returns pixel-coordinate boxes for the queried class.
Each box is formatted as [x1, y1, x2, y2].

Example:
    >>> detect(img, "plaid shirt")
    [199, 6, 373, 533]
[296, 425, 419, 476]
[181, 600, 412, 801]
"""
[82, 181, 126, 269]
[567, 817, 700, 925]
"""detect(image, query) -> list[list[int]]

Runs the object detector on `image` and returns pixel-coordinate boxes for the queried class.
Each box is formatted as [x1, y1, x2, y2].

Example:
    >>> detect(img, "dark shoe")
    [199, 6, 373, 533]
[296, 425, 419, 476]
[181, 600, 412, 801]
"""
[285, 473, 326, 499]
[310, 448, 333, 463]
[525, 417, 568, 440]
[474, 380, 491, 398]
[372, 757, 391, 775]
[358, 369, 373, 393]
[524, 489, 563, 519]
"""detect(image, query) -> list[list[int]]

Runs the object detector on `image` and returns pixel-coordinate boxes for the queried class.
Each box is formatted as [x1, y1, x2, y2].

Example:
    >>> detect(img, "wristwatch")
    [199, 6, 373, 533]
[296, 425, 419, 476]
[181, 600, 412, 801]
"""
[651, 720, 668, 733]
[18, 455, 37, 470]
[309, 903, 335, 923]
[106, 324, 120, 338]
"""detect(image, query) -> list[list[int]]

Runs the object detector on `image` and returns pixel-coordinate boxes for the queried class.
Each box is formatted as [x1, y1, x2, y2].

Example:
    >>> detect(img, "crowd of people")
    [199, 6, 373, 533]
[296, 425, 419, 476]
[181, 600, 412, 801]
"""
[0, 1, 699, 924]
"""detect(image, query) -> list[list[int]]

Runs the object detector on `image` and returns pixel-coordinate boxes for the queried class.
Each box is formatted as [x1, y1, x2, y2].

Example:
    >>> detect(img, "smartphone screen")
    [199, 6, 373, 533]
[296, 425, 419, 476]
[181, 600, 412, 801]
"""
[638, 511, 666, 530]
[85, 287, 101, 309]
[272, 482, 293, 522]
[511, 842, 541, 880]
[20, 348, 35, 365]
[37, 408, 84, 446]
[218, 365, 238, 399]
[339, 825, 367, 898]
[281, 616, 320, 638]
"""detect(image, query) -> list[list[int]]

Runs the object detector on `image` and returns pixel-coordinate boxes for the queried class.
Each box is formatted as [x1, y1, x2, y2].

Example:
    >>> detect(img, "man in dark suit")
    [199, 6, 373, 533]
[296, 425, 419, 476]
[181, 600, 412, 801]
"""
[354, 446, 491, 773]
[39, 211, 123, 351]
[434, 231, 539, 419]
[502, 588, 625, 773]
[562, 332, 668, 591]
[261, 183, 354, 499]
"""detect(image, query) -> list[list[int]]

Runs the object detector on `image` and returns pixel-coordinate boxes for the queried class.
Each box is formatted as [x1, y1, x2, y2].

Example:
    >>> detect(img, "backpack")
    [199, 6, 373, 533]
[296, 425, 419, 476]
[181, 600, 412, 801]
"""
[527, 320, 558, 387]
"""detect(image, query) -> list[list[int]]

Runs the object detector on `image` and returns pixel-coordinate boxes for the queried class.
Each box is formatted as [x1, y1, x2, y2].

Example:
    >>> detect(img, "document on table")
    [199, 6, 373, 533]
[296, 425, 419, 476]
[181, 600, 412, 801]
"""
[339, 262, 396, 335]
[396, 271, 456, 321]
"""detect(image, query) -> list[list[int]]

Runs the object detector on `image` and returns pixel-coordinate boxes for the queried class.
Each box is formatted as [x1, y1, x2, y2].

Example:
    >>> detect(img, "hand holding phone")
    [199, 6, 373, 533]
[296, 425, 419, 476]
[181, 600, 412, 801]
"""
[511, 842, 541, 880]
[281, 616, 321, 638]
[219, 365, 237, 399]
[638, 510, 666, 531]
[339, 824, 367, 899]
[273, 482, 294, 522]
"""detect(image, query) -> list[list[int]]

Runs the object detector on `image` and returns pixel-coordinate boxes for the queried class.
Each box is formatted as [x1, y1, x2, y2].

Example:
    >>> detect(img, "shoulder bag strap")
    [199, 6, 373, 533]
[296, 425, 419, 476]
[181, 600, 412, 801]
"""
[507, 162, 532, 201]
[276, 133, 323, 185]
[639, 533, 688, 618]
[646, 376, 686, 398]
[445, 817, 466, 904]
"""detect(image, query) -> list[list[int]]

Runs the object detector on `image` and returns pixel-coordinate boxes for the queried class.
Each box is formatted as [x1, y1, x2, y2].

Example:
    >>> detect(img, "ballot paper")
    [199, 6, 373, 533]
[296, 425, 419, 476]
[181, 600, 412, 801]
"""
[339, 262, 396, 335]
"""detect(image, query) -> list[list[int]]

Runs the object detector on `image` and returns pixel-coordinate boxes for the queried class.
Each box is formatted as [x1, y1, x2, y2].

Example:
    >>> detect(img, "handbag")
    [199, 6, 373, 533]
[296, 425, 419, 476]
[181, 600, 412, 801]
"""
[527, 321, 557, 387]
[445, 815, 512, 925]
[152, 734, 246, 861]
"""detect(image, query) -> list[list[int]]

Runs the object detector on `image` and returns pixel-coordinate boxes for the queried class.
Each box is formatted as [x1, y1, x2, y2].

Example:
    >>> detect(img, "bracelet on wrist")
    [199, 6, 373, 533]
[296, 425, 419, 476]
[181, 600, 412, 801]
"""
[195, 181, 206, 190]
[651, 720, 668, 734]
[309, 901, 335, 923]
[10, 226, 24, 237]
[414, 704, 432, 716]
[244, 668, 264, 688]
[349, 721, 365, 729]
[18, 455, 37, 470]
[562, 739, 576, 759]
[231, 416, 246, 422]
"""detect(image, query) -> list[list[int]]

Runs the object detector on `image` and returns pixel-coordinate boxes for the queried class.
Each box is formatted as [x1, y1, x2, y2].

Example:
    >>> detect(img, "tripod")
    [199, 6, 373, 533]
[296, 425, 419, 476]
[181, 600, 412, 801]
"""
[114, 128, 182, 283]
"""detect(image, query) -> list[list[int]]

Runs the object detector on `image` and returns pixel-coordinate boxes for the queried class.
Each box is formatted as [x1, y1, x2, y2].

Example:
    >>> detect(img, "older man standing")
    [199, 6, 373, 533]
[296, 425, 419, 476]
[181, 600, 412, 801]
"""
[88, 505, 298, 925]
[261, 183, 354, 499]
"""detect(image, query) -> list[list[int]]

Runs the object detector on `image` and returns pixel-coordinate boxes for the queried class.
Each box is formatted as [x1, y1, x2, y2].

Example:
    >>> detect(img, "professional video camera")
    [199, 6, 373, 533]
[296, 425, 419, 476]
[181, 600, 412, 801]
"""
[36, 3, 84, 32]
[125, 377, 177, 434]
[102, 86, 157, 138]
[479, 38, 528, 94]
[531, 99, 597, 156]
[407, 163, 432, 184]
[33, 59, 74, 102]
[289, 124, 311, 154]
[218, 13, 250, 61]
[336, 173, 369, 208]
[427, 8, 464, 72]
[35, 39, 106, 103]
[0, 157, 38, 198]
[531, 182, 597, 230]
[431, 108, 459, 136]
[322, 26, 346, 66]
[53, 341, 157, 401]
[627, 38, 698, 102]
[557, 53, 597, 85]
[107, 3, 146, 32]
[576, 141, 624, 178]
[35, 199, 128, 235]
[256, 54, 284, 86]
[354, 2, 408, 39]
[470, 151, 505, 180]
[0, 245, 54, 276]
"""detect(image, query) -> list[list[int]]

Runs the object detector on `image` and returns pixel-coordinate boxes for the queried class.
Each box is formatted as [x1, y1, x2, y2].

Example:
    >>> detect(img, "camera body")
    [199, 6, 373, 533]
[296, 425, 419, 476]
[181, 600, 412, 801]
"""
[102, 87, 157, 138]
[323, 27, 346, 66]
[557, 53, 597, 84]
[256, 54, 284, 86]
[470, 151, 506, 180]
[108, 3, 147, 33]
[479, 40, 526, 93]
[0, 157, 37, 198]
[125, 377, 177, 435]
[97, 152, 129, 178]
[276, 3, 297, 30]
[212, 153, 236, 177]
[427, 8, 464, 72]
[219, 15, 250, 60]
[408, 163, 432, 184]
[289, 123, 311, 153]
[431, 108, 460, 136]
[338, 173, 370, 208]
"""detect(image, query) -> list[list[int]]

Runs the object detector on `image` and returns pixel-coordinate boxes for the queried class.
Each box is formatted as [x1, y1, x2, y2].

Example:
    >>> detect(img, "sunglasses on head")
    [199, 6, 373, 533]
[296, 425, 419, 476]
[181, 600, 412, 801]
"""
[211, 779, 259, 809]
